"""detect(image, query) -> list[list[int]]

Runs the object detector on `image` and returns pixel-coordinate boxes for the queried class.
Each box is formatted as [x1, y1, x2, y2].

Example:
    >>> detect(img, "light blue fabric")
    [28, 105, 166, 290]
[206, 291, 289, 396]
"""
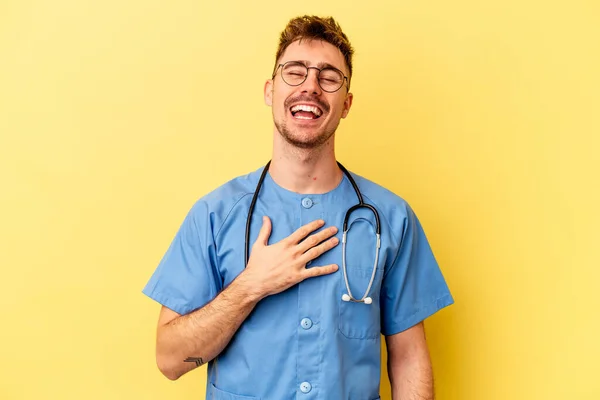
[143, 166, 454, 400]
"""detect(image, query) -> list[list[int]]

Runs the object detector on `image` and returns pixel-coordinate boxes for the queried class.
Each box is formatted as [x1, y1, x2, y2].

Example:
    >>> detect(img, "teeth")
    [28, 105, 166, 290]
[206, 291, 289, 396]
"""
[290, 104, 322, 116]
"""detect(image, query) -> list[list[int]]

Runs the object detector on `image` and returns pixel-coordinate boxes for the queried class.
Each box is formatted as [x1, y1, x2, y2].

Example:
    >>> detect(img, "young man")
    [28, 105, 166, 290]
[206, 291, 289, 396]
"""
[143, 15, 453, 400]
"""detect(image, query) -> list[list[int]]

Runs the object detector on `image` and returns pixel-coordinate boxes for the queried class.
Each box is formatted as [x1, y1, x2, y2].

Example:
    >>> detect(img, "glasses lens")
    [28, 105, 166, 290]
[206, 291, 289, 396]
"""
[282, 62, 307, 86]
[319, 68, 344, 92]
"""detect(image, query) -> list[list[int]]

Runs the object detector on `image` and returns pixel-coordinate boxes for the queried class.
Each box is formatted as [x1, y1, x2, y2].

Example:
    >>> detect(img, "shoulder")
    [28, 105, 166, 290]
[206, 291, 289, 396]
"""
[349, 171, 410, 211]
[186, 166, 262, 228]
[347, 170, 415, 234]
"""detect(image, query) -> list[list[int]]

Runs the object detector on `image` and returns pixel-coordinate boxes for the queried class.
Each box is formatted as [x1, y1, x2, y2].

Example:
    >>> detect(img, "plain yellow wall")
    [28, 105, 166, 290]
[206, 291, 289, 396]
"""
[1, 1, 599, 399]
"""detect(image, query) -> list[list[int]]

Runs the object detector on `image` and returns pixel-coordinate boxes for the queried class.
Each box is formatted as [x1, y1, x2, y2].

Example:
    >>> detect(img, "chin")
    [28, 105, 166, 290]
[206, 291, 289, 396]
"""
[282, 130, 335, 149]
[275, 119, 338, 150]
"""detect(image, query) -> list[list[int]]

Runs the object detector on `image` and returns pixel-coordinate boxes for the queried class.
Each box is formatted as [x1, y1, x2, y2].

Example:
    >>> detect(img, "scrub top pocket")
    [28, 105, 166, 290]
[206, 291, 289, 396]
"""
[338, 266, 383, 339]
[208, 383, 260, 400]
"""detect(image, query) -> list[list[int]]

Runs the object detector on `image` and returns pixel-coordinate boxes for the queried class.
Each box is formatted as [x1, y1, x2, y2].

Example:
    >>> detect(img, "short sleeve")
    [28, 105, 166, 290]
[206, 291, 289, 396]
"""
[142, 201, 222, 315]
[380, 204, 454, 335]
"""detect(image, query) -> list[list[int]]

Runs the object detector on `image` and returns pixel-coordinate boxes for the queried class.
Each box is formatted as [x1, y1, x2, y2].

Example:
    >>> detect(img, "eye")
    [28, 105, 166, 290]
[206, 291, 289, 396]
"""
[320, 69, 343, 83]
[283, 63, 307, 76]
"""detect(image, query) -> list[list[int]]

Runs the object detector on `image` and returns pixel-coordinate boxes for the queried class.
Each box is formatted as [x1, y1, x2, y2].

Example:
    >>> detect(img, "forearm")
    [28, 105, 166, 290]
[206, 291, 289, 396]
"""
[388, 352, 434, 400]
[156, 273, 262, 380]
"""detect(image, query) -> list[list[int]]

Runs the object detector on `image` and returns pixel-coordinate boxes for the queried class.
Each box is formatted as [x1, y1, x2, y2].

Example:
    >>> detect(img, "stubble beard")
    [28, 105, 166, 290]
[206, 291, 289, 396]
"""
[274, 117, 340, 150]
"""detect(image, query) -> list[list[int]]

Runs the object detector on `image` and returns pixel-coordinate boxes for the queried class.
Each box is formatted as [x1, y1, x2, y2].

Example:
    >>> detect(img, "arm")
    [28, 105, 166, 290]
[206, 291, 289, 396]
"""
[385, 322, 434, 400]
[154, 217, 339, 380]
[155, 274, 260, 380]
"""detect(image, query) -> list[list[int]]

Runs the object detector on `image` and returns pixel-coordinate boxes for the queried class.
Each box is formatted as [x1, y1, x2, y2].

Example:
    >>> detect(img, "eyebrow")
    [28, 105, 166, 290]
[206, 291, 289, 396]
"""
[296, 60, 345, 74]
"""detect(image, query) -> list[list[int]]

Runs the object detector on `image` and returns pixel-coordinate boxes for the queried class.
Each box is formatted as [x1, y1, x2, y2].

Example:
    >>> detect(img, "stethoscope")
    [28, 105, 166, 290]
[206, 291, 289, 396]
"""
[245, 161, 381, 304]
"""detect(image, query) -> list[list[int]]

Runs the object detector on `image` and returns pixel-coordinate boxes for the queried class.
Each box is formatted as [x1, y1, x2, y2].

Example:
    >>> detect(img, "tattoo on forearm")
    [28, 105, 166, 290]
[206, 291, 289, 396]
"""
[183, 357, 204, 366]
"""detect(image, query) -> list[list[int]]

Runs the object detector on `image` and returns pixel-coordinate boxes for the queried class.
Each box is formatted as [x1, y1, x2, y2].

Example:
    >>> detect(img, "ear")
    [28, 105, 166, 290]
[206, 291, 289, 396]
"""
[264, 79, 274, 106]
[341, 92, 353, 119]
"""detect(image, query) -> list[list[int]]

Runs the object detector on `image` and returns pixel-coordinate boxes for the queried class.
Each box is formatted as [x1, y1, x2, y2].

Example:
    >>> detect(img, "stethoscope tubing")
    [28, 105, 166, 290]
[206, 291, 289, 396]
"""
[245, 161, 271, 266]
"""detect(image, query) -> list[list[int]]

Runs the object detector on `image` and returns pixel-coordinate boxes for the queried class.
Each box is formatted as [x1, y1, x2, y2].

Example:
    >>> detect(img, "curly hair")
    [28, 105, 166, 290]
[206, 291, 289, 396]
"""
[274, 16, 354, 83]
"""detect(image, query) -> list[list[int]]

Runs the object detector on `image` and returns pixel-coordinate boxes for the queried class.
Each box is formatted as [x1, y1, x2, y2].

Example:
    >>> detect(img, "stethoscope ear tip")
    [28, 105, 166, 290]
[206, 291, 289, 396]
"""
[342, 294, 373, 305]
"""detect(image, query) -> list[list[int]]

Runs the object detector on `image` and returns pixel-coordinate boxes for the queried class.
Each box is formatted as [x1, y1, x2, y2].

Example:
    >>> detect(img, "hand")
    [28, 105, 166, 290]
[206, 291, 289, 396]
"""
[241, 216, 339, 299]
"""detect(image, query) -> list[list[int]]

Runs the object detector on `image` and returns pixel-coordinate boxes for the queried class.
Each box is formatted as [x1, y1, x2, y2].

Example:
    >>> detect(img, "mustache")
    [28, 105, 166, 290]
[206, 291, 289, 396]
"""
[284, 95, 330, 113]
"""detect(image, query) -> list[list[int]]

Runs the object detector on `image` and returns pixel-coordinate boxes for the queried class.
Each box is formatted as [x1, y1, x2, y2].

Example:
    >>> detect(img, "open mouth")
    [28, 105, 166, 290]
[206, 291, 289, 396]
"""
[290, 104, 323, 120]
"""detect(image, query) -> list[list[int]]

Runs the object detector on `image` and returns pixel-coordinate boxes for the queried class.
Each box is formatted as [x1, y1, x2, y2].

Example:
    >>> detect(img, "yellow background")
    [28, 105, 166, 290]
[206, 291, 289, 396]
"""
[1, 0, 599, 399]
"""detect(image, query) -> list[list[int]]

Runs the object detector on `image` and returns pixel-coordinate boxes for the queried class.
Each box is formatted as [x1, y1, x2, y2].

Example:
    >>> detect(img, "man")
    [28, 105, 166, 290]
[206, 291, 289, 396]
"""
[143, 15, 453, 400]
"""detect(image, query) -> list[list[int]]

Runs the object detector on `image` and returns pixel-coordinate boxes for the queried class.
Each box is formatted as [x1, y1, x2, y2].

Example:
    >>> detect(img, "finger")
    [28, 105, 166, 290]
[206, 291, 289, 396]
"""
[254, 216, 272, 247]
[299, 236, 340, 263]
[297, 226, 338, 254]
[286, 219, 325, 245]
[302, 264, 339, 279]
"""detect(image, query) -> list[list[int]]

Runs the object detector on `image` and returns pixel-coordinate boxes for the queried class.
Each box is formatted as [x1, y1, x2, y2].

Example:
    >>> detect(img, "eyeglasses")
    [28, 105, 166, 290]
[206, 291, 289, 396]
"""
[272, 61, 349, 93]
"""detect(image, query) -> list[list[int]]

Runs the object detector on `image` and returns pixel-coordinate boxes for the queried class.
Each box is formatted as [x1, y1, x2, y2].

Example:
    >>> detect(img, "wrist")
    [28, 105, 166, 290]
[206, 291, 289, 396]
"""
[229, 270, 266, 303]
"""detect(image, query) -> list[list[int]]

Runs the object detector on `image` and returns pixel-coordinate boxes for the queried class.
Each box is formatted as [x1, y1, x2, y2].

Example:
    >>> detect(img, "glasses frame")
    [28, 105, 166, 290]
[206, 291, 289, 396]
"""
[272, 61, 349, 93]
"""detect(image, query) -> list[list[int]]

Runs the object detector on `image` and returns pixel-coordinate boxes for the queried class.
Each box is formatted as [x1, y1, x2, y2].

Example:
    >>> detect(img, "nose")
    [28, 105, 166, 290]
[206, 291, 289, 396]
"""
[300, 67, 322, 95]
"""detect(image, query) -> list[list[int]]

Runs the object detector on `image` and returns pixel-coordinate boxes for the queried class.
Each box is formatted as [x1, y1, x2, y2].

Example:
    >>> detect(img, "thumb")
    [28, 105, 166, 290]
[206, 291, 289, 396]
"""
[255, 216, 272, 247]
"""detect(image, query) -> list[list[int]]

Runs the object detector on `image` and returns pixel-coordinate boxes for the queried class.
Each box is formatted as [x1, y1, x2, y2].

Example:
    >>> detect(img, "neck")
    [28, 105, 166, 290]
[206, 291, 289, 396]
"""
[269, 132, 343, 194]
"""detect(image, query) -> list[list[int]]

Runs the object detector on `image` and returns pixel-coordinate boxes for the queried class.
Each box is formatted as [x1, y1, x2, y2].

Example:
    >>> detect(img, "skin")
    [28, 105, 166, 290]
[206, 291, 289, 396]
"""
[153, 38, 434, 399]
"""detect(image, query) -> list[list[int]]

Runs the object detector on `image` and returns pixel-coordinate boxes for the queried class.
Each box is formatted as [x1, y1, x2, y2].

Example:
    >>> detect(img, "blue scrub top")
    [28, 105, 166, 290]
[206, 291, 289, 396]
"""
[143, 166, 453, 400]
